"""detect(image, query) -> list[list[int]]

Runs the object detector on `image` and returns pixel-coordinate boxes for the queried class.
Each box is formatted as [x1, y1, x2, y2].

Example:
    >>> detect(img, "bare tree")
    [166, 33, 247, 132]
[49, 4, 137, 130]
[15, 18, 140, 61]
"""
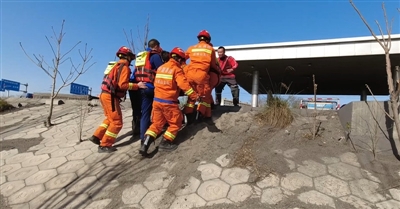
[349, 1, 400, 144]
[20, 20, 95, 127]
[122, 15, 150, 54]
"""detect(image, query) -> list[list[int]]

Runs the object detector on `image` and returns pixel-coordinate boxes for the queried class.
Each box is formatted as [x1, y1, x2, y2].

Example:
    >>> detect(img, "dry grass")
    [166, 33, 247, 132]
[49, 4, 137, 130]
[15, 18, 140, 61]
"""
[0, 99, 14, 112]
[233, 136, 271, 181]
[257, 95, 294, 128]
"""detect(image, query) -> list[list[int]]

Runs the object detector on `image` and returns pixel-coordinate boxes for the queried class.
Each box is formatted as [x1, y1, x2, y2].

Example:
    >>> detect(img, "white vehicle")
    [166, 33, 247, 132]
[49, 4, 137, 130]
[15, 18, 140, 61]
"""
[299, 98, 340, 110]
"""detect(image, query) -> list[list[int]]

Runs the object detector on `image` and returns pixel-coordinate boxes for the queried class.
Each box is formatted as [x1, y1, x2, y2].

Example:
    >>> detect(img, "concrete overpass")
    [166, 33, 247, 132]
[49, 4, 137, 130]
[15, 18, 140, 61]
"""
[217, 34, 400, 107]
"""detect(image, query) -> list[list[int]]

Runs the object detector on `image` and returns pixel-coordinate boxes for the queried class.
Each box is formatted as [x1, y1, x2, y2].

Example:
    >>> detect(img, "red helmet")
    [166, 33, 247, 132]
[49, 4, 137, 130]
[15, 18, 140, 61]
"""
[116, 46, 135, 59]
[170, 47, 186, 60]
[197, 30, 211, 41]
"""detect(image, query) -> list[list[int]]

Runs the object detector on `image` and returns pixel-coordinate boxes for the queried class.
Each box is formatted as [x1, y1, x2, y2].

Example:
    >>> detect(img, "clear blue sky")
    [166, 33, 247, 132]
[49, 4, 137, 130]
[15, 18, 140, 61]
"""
[1, 0, 399, 105]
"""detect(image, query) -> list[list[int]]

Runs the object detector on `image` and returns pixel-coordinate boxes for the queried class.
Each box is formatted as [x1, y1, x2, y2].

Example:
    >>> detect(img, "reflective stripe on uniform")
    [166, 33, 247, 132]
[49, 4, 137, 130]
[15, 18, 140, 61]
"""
[105, 130, 117, 138]
[156, 74, 173, 80]
[192, 48, 212, 54]
[145, 130, 157, 138]
[164, 131, 176, 140]
[185, 88, 194, 96]
[128, 83, 134, 90]
[186, 103, 194, 108]
[199, 102, 211, 107]
[100, 123, 108, 129]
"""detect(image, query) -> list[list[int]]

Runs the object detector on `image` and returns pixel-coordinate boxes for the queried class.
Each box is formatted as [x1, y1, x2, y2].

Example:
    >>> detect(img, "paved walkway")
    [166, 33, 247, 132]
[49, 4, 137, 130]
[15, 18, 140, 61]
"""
[1, 104, 400, 209]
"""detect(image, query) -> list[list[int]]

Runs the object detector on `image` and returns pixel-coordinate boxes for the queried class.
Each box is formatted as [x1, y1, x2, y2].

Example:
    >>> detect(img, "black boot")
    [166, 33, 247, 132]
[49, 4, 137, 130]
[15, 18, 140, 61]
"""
[87, 136, 100, 145]
[98, 146, 117, 153]
[132, 117, 141, 136]
[139, 135, 155, 156]
[158, 138, 178, 151]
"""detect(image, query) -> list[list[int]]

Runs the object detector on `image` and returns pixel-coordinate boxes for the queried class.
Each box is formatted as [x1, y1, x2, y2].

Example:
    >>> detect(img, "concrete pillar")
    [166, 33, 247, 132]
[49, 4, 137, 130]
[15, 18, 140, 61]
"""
[360, 89, 367, 101]
[251, 70, 259, 107]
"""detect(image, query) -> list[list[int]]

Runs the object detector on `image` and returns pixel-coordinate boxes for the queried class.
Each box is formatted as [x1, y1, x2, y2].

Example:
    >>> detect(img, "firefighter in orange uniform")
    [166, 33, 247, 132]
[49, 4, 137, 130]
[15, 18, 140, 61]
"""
[87, 46, 147, 153]
[184, 30, 220, 120]
[139, 47, 199, 155]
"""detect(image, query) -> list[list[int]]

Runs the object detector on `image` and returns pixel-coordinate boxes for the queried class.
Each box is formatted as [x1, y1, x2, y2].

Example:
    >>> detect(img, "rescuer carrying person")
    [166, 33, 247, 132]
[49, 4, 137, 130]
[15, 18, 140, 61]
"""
[87, 46, 147, 153]
[139, 47, 199, 155]
[184, 30, 220, 121]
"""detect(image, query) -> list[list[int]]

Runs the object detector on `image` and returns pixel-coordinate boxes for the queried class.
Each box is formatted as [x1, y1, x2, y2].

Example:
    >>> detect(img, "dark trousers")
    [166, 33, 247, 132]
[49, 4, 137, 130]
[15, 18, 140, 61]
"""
[215, 77, 240, 106]
[128, 88, 154, 140]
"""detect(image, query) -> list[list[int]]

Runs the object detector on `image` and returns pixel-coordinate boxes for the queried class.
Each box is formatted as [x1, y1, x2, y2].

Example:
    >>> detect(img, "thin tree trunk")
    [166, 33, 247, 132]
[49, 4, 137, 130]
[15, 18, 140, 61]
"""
[47, 72, 57, 127]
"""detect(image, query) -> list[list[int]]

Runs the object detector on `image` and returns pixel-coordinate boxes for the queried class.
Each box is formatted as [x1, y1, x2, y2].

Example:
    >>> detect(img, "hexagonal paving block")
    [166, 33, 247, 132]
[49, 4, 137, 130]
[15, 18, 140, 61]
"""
[197, 179, 230, 201]
[375, 200, 400, 209]
[58, 141, 78, 148]
[122, 184, 149, 205]
[170, 193, 207, 209]
[0, 148, 18, 159]
[85, 199, 112, 209]
[57, 160, 86, 174]
[84, 152, 105, 164]
[206, 198, 233, 206]
[339, 195, 374, 209]
[66, 176, 97, 194]
[29, 188, 67, 209]
[349, 179, 386, 203]
[89, 180, 119, 200]
[1, 163, 22, 176]
[175, 176, 201, 196]
[25, 169, 58, 186]
[328, 162, 363, 181]
[197, 163, 222, 181]
[38, 157, 67, 170]
[66, 149, 92, 161]
[140, 189, 172, 209]
[5, 152, 34, 164]
[54, 193, 90, 209]
[227, 184, 253, 203]
[321, 157, 341, 164]
[45, 173, 78, 190]
[8, 166, 39, 181]
[7, 184, 45, 205]
[257, 173, 280, 189]
[280, 172, 313, 191]
[339, 152, 361, 167]
[35, 146, 59, 155]
[0, 176, 6, 185]
[28, 144, 45, 151]
[51, 147, 75, 158]
[261, 187, 286, 205]
[297, 160, 327, 177]
[360, 169, 381, 183]
[220, 167, 250, 185]
[74, 141, 95, 150]
[315, 175, 351, 197]
[102, 153, 130, 167]
[298, 190, 335, 209]
[0, 180, 26, 197]
[283, 148, 298, 158]
[143, 171, 174, 191]
[389, 189, 400, 201]
[21, 154, 49, 167]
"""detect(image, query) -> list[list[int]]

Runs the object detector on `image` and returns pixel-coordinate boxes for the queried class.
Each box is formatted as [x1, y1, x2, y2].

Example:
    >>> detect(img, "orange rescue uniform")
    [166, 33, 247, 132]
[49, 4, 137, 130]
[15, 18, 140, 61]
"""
[184, 41, 219, 117]
[144, 59, 197, 142]
[94, 59, 139, 147]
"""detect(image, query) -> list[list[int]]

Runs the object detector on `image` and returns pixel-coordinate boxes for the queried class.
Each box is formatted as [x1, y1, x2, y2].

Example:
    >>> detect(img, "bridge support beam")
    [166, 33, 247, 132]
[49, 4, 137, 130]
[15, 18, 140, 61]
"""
[251, 70, 259, 107]
[360, 89, 367, 101]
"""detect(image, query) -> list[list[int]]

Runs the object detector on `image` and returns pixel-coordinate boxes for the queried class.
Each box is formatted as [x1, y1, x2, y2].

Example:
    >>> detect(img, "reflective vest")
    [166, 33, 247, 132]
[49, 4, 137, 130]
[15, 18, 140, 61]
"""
[101, 62, 126, 98]
[134, 51, 159, 83]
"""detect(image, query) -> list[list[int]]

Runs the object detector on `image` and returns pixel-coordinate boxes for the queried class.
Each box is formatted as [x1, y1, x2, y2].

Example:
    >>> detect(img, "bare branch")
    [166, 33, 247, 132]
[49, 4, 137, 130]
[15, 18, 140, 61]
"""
[375, 20, 387, 47]
[60, 41, 81, 60]
[349, 0, 386, 50]
[365, 84, 394, 120]
[382, 3, 392, 51]
[20, 42, 54, 78]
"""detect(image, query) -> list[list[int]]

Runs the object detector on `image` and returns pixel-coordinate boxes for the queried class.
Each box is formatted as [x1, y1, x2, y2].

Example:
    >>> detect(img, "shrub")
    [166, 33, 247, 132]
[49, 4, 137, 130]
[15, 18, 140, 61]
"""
[0, 99, 15, 112]
[257, 94, 294, 128]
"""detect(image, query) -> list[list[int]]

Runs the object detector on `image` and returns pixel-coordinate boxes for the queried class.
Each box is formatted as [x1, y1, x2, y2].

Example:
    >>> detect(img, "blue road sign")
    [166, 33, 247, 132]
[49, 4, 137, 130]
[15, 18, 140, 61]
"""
[70, 83, 89, 95]
[0, 80, 4, 92]
[2, 79, 20, 92]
